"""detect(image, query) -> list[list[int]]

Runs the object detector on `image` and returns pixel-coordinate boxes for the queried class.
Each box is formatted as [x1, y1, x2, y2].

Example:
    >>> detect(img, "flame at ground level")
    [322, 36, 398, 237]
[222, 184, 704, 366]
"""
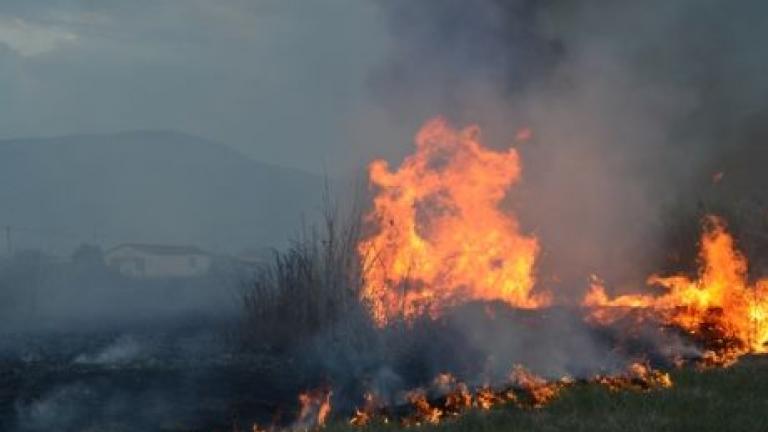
[250, 118, 768, 431]
[585, 216, 768, 358]
[348, 363, 671, 427]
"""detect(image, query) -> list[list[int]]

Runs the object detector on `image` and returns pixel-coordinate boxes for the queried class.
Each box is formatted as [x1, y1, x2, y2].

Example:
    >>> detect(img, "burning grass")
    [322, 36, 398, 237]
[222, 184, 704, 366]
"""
[240, 118, 768, 432]
[584, 215, 768, 365]
[322, 356, 768, 432]
[338, 362, 671, 429]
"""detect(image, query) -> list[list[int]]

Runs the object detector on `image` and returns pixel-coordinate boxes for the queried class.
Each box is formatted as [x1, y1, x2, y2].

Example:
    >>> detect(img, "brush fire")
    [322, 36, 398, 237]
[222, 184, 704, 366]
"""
[584, 215, 768, 365]
[359, 117, 545, 326]
[248, 117, 768, 431]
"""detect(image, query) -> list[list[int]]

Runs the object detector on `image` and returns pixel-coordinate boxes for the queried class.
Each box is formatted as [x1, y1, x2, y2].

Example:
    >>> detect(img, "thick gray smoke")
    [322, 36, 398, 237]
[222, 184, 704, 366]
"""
[371, 0, 768, 297]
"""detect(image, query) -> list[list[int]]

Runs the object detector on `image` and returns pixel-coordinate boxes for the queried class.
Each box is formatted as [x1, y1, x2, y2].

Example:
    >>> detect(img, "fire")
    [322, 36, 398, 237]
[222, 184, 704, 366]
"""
[239, 117, 767, 431]
[397, 368, 553, 426]
[584, 216, 768, 357]
[345, 364, 674, 427]
[251, 387, 332, 432]
[359, 117, 545, 325]
[349, 392, 385, 427]
[295, 387, 332, 430]
[584, 275, 654, 309]
[434, 374, 472, 415]
[403, 390, 443, 426]
[508, 365, 568, 408]
[474, 386, 507, 410]
[594, 362, 673, 392]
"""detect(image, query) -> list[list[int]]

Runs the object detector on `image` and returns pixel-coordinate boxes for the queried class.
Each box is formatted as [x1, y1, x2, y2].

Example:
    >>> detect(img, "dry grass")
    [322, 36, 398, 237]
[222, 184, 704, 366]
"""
[239, 191, 374, 354]
[325, 355, 768, 432]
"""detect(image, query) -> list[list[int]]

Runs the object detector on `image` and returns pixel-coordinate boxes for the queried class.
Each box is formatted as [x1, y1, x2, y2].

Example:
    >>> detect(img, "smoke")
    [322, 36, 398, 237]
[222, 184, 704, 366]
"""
[14, 380, 194, 432]
[370, 0, 768, 296]
[4, 2, 768, 428]
[3, 325, 257, 431]
[73, 335, 142, 365]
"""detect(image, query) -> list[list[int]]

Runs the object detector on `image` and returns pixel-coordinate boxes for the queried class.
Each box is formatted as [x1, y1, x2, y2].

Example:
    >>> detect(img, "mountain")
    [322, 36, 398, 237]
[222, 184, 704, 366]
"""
[0, 131, 324, 254]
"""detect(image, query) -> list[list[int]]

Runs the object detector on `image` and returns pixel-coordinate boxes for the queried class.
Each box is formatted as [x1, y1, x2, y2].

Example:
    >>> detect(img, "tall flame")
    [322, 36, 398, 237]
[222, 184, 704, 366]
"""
[585, 215, 768, 354]
[359, 118, 545, 325]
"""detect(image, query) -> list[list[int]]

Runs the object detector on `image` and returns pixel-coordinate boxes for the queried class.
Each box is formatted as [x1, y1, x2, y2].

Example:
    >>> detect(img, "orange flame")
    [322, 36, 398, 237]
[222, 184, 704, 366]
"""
[295, 388, 332, 430]
[584, 215, 768, 357]
[403, 390, 442, 426]
[508, 365, 566, 407]
[593, 362, 673, 392]
[349, 392, 385, 427]
[359, 117, 545, 325]
[475, 386, 506, 410]
[347, 364, 672, 428]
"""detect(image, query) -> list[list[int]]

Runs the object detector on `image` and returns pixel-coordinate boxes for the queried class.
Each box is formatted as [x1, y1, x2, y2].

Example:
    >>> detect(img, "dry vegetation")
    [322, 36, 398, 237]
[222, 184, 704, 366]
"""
[235, 189, 768, 432]
[239, 195, 375, 354]
[325, 355, 768, 432]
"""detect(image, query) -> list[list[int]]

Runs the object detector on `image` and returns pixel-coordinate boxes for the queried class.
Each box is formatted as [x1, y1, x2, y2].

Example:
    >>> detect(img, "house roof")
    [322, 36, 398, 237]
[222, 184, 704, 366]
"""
[107, 243, 210, 256]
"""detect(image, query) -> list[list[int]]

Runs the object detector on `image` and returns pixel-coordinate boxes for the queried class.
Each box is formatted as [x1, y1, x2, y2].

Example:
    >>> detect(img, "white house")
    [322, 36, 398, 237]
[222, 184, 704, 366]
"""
[105, 243, 212, 278]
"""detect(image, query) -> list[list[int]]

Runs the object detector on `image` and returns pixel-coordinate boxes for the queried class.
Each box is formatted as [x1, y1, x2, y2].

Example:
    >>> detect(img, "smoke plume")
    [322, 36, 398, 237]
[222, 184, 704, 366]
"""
[370, 0, 768, 296]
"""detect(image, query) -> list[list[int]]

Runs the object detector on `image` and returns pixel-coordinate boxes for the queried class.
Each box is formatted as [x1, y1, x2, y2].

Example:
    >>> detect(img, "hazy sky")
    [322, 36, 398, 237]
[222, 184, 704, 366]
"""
[0, 0, 390, 173]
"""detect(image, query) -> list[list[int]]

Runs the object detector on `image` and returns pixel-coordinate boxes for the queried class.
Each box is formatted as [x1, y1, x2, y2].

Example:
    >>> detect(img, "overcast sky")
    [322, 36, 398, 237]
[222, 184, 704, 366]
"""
[0, 0, 391, 173]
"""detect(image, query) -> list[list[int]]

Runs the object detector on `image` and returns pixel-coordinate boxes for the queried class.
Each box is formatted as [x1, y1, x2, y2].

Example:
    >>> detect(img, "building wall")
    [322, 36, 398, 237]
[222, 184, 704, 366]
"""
[105, 247, 212, 278]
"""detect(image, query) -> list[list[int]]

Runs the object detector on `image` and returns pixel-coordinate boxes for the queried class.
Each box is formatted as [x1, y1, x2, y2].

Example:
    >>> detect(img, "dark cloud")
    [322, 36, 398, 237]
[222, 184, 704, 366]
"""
[0, 0, 389, 173]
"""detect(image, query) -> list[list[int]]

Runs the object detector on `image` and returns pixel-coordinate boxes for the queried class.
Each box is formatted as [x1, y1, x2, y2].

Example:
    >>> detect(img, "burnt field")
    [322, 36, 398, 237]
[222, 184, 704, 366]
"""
[0, 304, 702, 431]
[2, 321, 765, 432]
[1, 120, 766, 432]
[4, 1, 768, 431]
[0, 318, 305, 432]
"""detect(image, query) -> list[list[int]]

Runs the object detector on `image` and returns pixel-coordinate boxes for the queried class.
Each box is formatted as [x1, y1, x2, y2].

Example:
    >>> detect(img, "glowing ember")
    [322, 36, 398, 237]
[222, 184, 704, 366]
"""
[584, 215, 768, 358]
[593, 362, 673, 392]
[359, 117, 545, 325]
[349, 392, 385, 427]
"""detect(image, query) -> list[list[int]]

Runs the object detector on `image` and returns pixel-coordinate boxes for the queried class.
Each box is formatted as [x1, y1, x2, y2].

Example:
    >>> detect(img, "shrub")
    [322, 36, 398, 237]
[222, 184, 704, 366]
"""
[239, 194, 373, 354]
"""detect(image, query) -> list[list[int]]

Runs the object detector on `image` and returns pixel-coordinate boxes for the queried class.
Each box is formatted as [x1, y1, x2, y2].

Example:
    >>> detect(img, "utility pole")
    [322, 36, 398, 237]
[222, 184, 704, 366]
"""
[5, 225, 11, 256]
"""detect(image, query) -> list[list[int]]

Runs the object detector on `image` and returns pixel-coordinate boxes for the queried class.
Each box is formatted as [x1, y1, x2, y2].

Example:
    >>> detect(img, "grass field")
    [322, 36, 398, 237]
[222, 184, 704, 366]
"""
[325, 355, 768, 432]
